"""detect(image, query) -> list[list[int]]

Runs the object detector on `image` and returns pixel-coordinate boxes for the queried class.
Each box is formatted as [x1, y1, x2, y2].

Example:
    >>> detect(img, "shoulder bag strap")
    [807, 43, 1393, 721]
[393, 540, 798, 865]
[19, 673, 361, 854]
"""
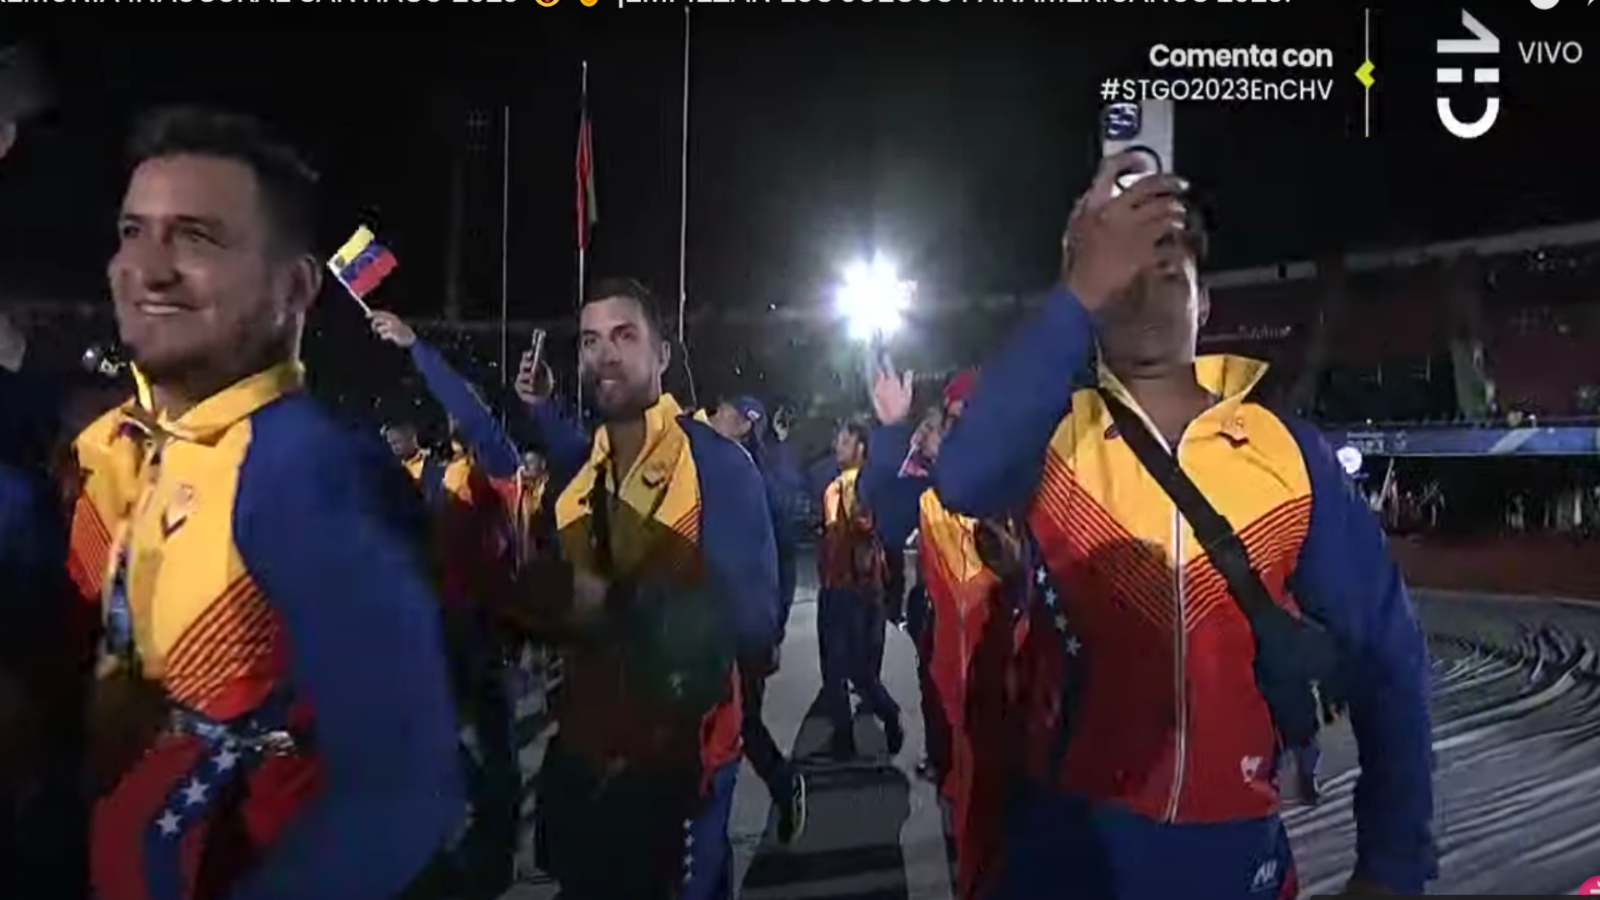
[1098, 389, 1275, 618]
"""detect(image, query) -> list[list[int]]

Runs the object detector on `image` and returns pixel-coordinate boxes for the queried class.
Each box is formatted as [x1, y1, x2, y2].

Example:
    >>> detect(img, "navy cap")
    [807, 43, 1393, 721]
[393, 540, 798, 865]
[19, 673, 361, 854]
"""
[732, 396, 765, 423]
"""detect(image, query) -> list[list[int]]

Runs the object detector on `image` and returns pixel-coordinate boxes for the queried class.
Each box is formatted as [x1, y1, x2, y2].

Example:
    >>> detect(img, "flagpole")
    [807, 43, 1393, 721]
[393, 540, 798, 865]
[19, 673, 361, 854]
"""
[576, 60, 589, 411]
[676, 5, 697, 406]
[499, 103, 511, 386]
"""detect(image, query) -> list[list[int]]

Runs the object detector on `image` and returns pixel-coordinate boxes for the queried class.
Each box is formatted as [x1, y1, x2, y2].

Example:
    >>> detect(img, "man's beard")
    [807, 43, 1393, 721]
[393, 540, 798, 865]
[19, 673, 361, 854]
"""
[583, 370, 657, 421]
[126, 319, 293, 400]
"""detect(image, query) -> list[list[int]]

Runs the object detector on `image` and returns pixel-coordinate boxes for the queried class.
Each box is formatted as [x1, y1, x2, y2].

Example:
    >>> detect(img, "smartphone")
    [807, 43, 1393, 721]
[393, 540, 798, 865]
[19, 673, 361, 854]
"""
[526, 327, 547, 374]
[1101, 98, 1175, 194]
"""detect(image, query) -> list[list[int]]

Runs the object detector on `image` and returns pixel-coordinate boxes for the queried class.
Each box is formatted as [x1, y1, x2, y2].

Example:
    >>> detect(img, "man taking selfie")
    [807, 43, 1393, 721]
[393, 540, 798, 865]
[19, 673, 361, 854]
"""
[937, 153, 1435, 899]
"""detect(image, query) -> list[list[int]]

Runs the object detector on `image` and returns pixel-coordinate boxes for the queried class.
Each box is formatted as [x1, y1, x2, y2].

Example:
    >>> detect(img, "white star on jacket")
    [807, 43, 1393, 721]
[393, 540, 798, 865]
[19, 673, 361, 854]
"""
[182, 778, 208, 807]
[1037, 564, 1081, 655]
[154, 748, 244, 840]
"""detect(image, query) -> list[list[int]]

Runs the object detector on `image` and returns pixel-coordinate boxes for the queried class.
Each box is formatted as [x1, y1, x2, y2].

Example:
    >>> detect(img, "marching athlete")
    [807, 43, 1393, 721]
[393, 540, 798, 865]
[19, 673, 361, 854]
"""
[936, 154, 1434, 898]
[522, 277, 781, 899]
[73, 107, 462, 900]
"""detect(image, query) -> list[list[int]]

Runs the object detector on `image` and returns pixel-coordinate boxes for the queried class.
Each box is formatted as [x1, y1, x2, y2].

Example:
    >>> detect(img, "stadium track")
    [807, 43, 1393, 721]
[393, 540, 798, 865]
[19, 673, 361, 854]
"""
[504, 583, 1600, 897]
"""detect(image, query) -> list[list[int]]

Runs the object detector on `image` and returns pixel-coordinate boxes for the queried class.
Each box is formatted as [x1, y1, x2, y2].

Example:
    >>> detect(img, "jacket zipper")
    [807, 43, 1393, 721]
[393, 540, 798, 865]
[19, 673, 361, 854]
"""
[1163, 495, 1188, 821]
[1117, 396, 1196, 822]
[1148, 423, 1190, 824]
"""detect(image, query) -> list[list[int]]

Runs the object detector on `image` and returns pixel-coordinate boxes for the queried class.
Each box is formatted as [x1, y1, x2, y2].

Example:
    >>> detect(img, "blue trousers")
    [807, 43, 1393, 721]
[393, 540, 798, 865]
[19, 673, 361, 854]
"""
[990, 790, 1297, 900]
[537, 748, 737, 900]
[818, 587, 899, 733]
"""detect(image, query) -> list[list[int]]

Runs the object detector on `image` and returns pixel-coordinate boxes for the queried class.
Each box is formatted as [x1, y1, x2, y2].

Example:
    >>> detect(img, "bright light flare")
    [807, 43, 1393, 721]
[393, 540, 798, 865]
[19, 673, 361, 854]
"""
[1336, 445, 1364, 476]
[835, 257, 914, 341]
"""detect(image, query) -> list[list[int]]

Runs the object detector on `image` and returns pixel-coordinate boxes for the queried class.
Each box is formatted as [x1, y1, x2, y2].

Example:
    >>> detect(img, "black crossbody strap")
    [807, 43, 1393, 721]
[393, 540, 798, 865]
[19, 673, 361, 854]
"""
[1098, 390, 1274, 618]
[586, 461, 615, 579]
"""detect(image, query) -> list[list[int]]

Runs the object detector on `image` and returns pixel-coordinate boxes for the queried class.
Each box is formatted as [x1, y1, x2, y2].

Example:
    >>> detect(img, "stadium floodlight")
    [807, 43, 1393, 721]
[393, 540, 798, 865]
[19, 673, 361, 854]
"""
[1336, 445, 1364, 476]
[835, 256, 914, 342]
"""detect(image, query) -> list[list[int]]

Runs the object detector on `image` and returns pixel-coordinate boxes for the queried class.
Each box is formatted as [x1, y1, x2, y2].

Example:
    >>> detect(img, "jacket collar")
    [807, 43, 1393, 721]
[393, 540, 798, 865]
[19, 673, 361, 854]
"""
[589, 393, 686, 482]
[121, 361, 304, 446]
[1097, 354, 1269, 442]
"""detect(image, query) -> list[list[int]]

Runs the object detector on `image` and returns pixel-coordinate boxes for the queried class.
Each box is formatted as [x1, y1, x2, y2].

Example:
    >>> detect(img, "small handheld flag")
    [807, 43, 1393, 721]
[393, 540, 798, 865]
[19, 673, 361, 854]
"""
[328, 225, 398, 313]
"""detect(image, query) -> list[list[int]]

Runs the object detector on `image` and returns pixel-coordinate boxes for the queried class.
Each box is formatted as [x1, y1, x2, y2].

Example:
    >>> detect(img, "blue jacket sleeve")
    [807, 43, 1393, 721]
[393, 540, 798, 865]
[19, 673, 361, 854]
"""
[686, 421, 780, 659]
[935, 285, 1096, 518]
[1283, 418, 1435, 893]
[515, 398, 592, 505]
[0, 463, 72, 683]
[767, 442, 806, 519]
[408, 340, 519, 479]
[231, 408, 464, 900]
[860, 422, 927, 551]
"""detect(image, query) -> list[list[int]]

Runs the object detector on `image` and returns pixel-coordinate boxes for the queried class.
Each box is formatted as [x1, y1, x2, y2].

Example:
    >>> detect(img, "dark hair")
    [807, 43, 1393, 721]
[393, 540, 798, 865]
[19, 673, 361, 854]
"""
[128, 106, 319, 254]
[583, 276, 666, 340]
[839, 416, 872, 456]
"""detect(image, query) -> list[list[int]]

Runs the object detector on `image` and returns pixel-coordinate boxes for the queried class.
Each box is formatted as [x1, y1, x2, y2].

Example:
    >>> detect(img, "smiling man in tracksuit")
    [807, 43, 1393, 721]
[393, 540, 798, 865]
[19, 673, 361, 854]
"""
[78, 106, 462, 900]
[935, 156, 1435, 898]
[514, 278, 779, 899]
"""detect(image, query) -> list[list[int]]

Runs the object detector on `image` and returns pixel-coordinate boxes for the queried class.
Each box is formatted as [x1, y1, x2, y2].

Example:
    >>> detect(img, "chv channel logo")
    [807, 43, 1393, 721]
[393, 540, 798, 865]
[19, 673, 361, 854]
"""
[1433, 4, 1584, 138]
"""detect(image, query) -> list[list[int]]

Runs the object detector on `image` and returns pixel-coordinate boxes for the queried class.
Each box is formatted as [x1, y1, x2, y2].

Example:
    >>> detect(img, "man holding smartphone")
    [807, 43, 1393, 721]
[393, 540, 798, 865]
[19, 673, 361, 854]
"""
[935, 153, 1435, 898]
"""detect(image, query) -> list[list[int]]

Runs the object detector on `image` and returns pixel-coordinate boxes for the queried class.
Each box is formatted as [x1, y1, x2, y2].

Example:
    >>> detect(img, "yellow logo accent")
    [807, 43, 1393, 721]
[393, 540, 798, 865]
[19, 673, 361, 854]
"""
[535, 0, 558, 7]
[1355, 59, 1376, 89]
[581, 0, 597, 7]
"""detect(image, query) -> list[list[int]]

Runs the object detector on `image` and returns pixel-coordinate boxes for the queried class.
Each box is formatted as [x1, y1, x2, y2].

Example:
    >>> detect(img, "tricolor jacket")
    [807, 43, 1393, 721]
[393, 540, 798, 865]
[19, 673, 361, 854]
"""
[71, 363, 463, 900]
[934, 286, 1436, 893]
[541, 394, 780, 779]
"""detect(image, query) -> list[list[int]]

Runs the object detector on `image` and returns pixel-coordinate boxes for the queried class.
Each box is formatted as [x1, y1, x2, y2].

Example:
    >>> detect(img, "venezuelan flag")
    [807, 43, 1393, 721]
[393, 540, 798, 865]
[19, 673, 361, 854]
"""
[328, 226, 398, 299]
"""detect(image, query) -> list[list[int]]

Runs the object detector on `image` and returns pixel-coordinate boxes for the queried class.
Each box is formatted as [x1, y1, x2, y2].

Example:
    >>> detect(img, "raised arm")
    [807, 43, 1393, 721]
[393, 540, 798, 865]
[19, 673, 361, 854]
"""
[368, 310, 518, 479]
[939, 154, 1189, 518]
[859, 421, 928, 551]
[408, 339, 519, 478]
[1283, 418, 1435, 894]
[934, 285, 1093, 518]
[231, 411, 463, 900]
[509, 348, 592, 501]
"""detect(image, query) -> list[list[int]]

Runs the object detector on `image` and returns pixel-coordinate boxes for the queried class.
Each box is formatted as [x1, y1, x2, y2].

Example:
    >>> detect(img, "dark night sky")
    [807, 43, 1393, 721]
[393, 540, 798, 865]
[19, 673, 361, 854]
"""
[2, 2, 1595, 326]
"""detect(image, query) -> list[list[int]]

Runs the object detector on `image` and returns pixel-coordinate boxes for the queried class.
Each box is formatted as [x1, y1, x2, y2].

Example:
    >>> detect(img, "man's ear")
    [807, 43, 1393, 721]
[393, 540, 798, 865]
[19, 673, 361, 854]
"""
[284, 255, 323, 316]
[656, 338, 672, 379]
[1197, 283, 1211, 330]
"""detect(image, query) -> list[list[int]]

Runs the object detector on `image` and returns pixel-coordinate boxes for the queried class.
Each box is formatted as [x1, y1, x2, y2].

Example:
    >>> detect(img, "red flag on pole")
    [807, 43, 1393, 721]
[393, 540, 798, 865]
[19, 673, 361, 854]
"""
[576, 107, 597, 250]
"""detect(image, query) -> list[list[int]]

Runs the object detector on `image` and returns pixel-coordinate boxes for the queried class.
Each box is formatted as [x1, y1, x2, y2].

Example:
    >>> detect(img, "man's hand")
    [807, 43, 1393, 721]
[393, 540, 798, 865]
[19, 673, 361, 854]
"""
[514, 350, 554, 406]
[1062, 152, 1190, 312]
[870, 365, 915, 426]
[368, 310, 418, 349]
[974, 517, 1024, 582]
